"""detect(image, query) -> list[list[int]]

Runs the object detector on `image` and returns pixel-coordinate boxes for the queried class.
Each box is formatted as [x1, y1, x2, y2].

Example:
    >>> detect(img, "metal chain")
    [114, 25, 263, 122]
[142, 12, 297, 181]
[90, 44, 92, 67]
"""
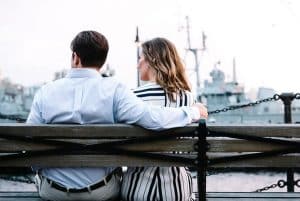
[0, 93, 296, 120]
[254, 179, 286, 192]
[254, 179, 300, 192]
[208, 94, 281, 115]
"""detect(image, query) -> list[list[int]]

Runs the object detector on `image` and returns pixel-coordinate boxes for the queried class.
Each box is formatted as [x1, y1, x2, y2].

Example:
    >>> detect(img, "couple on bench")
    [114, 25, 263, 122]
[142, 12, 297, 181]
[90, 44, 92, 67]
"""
[27, 30, 207, 201]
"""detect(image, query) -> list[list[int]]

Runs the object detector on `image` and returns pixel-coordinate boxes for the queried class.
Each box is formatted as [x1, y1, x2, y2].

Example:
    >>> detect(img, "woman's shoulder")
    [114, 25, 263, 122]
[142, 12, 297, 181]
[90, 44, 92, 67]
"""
[133, 82, 163, 94]
[181, 89, 193, 94]
[176, 90, 196, 106]
[180, 89, 194, 98]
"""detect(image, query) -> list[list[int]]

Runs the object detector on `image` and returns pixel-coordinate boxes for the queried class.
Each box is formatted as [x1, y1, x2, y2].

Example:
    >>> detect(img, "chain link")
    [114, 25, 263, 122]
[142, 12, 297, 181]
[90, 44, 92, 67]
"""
[208, 94, 281, 115]
[295, 179, 300, 188]
[254, 179, 286, 192]
[295, 93, 300, 100]
[254, 179, 300, 192]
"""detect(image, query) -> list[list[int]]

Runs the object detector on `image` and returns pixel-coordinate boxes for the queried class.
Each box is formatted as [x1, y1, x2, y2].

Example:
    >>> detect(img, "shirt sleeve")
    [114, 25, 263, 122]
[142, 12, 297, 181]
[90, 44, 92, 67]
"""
[26, 89, 44, 124]
[113, 83, 199, 130]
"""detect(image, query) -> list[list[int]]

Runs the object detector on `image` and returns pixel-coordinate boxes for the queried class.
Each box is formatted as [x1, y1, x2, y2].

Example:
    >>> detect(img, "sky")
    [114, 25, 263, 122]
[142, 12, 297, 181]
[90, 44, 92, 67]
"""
[0, 0, 299, 95]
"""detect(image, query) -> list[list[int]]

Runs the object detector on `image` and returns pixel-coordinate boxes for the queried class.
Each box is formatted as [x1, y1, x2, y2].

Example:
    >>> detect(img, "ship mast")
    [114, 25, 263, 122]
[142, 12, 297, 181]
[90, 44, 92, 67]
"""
[184, 16, 206, 100]
[135, 26, 141, 87]
[232, 57, 237, 84]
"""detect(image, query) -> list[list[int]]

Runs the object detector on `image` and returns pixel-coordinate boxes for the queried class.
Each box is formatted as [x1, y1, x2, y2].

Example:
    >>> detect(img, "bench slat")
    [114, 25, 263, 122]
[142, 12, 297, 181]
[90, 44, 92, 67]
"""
[0, 138, 197, 152]
[209, 153, 300, 168]
[2, 137, 300, 153]
[2, 138, 300, 153]
[0, 123, 197, 138]
[1, 124, 300, 138]
[209, 124, 300, 137]
[0, 154, 196, 167]
[3, 153, 300, 167]
[208, 138, 300, 152]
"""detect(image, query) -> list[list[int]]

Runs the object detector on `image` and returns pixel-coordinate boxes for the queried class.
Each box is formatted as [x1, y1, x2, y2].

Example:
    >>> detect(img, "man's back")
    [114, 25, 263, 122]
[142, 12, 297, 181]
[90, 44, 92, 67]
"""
[33, 69, 117, 125]
[28, 69, 120, 188]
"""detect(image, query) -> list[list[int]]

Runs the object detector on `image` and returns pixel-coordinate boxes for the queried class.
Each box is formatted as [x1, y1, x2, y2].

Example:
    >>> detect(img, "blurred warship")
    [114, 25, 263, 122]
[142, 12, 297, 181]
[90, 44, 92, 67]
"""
[179, 16, 300, 123]
[0, 78, 38, 122]
[200, 62, 300, 124]
[0, 65, 115, 122]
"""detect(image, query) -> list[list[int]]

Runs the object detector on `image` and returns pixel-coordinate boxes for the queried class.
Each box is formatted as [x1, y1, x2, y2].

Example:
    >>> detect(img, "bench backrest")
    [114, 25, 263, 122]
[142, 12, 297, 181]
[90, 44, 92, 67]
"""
[1, 123, 300, 169]
[208, 124, 300, 168]
[0, 123, 199, 167]
[2, 123, 300, 201]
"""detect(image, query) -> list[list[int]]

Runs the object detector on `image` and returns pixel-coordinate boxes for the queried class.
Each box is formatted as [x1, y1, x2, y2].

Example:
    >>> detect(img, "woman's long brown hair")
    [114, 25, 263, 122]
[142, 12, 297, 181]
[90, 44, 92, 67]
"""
[142, 37, 191, 101]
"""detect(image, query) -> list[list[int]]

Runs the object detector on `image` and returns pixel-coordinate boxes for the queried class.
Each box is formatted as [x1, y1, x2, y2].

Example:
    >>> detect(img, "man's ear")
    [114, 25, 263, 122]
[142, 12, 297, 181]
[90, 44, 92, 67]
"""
[73, 52, 81, 66]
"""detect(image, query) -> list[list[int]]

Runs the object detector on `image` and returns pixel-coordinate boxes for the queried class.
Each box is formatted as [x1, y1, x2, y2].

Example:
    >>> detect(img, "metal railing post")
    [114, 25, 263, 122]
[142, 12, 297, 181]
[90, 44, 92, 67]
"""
[287, 169, 295, 192]
[279, 93, 295, 124]
[279, 93, 295, 192]
[196, 120, 208, 201]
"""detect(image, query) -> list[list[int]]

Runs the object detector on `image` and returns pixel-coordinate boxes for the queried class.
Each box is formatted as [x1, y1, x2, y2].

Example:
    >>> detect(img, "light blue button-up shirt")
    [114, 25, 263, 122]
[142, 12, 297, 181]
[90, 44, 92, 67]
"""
[26, 68, 199, 189]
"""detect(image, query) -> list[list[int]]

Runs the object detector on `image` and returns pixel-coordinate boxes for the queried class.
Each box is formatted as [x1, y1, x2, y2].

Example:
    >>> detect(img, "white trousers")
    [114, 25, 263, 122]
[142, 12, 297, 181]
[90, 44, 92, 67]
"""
[35, 174, 120, 201]
[121, 167, 193, 201]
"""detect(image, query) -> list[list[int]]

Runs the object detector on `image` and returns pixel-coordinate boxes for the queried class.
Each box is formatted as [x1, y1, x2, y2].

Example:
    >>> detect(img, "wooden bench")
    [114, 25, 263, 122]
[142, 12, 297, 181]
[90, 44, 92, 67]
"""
[0, 123, 201, 200]
[205, 124, 300, 200]
[1, 123, 300, 200]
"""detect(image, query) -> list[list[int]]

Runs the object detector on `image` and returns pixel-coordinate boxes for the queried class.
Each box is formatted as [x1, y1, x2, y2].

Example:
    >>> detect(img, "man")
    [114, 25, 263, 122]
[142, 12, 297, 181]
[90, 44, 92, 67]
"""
[27, 30, 208, 201]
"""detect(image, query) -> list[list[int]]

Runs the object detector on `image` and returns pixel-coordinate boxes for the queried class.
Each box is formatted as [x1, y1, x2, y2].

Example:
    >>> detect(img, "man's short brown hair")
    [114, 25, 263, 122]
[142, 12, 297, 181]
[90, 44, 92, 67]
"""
[70, 31, 109, 68]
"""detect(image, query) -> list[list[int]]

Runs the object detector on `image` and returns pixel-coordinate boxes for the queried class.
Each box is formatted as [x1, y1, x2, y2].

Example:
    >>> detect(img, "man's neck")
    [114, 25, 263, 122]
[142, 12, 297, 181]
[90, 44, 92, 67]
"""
[72, 66, 100, 71]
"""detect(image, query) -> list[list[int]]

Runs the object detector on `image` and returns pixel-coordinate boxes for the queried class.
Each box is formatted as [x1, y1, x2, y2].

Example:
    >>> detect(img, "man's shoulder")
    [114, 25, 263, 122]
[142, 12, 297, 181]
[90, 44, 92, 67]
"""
[101, 76, 118, 83]
[40, 79, 64, 90]
[39, 76, 124, 94]
[99, 76, 125, 89]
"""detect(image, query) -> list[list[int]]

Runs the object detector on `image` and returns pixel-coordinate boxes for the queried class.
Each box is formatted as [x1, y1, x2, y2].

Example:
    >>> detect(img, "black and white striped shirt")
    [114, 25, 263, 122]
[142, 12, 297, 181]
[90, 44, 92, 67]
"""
[133, 83, 195, 108]
[121, 82, 196, 201]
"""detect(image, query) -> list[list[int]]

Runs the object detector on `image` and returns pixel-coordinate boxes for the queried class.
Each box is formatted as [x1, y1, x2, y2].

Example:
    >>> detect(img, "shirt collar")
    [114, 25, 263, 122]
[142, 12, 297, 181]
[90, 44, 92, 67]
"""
[66, 68, 102, 79]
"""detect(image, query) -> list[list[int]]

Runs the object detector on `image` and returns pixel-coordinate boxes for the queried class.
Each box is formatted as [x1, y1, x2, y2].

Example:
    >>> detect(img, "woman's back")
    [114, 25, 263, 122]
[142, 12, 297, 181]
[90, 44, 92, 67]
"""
[121, 83, 195, 201]
[121, 37, 203, 201]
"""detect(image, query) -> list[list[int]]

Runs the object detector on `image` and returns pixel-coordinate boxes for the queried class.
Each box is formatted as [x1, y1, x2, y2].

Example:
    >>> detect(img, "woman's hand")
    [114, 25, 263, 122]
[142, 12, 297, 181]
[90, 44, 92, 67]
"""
[192, 103, 208, 119]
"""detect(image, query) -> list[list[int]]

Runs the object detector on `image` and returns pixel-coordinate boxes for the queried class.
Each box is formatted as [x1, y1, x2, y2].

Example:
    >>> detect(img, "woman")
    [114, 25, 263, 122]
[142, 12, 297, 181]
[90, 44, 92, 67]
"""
[121, 38, 195, 201]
